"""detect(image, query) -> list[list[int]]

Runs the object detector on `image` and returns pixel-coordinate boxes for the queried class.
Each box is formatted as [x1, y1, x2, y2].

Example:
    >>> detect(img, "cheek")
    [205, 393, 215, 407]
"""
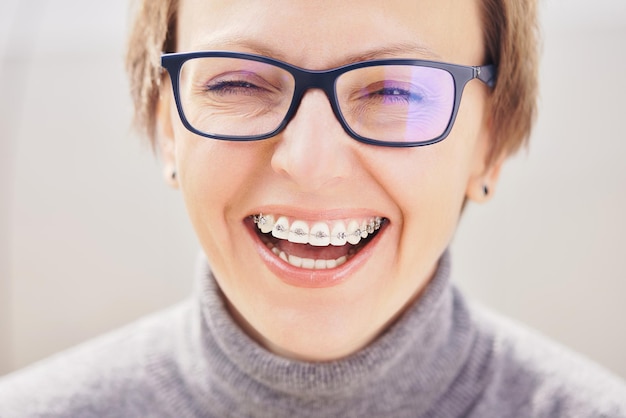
[399, 154, 467, 251]
[177, 136, 230, 211]
[172, 128, 263, 260]
[377, 85, 486, 194]
[368, 89, 488, 245]
[175, 128, 262, 209]
[373, 144, 470, 220]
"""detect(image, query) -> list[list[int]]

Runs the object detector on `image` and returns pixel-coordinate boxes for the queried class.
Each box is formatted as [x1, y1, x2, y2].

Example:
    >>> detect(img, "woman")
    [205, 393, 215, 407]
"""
[1, 0, 625, 416]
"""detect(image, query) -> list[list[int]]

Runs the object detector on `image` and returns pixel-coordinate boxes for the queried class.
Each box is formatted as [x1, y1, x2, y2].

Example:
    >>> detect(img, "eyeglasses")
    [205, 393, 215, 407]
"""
[160, 51, 496, 147]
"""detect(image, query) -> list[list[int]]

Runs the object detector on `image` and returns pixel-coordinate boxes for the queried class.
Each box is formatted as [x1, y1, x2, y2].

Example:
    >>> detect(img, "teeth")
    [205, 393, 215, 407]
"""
[301, 258, 315, 269]
[330, 222, 347, 246]
[346, 220, 361, 245]
[314, 259, 327, 269]
[288, 220, 309, 244]
[257, 214, 383, 247]
[360, 220, 368, 239]
[258, 214, 275, 234]
[309, 222, 331, 246]
[288, 254, 303, 268]
[265, 241, 354, 270]
[272, 216, 290, 240]
[257, 214, 377, 270]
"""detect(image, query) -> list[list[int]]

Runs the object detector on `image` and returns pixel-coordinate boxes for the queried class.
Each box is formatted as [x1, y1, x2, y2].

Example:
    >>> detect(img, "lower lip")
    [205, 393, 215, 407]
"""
[246, 220, 386, 289]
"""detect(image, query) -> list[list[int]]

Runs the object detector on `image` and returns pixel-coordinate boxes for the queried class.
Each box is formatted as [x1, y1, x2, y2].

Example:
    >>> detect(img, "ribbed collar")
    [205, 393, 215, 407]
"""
[185, 251, 487, 416]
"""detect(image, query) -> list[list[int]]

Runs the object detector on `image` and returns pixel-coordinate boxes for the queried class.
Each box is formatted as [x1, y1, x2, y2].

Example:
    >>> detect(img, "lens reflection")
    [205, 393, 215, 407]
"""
[337, 65, 454, 142]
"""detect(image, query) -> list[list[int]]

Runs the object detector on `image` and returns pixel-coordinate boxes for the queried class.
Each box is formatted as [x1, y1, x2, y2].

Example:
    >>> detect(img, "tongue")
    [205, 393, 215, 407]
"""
[275, 240, 353, 260]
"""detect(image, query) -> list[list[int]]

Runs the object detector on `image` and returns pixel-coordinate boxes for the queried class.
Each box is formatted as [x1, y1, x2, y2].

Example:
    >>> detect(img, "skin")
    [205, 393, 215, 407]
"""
[158, 0, 504, 362]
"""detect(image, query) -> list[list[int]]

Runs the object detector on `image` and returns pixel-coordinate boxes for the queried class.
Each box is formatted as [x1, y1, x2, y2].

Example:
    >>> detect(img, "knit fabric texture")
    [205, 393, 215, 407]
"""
[1, 252, 625, 417]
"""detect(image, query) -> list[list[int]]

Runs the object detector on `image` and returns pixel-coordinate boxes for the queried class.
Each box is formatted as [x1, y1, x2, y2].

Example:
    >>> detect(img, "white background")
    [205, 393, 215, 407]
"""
[1, 0, 625, 380]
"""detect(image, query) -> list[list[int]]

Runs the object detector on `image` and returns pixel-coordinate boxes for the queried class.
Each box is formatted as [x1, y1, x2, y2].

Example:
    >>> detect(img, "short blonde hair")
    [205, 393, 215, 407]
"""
[126, 0, 539, 160]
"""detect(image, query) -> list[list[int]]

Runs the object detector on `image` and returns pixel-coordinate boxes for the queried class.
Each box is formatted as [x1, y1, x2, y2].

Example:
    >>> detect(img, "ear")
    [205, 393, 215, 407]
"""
[465, 104, 506, 203]
[156, 81, 179, 189]
[465, 153, 505, 203]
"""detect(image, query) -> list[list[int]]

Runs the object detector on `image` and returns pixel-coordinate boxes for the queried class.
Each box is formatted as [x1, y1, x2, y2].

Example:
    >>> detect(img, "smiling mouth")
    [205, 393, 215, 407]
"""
[249, 214, 387, 270]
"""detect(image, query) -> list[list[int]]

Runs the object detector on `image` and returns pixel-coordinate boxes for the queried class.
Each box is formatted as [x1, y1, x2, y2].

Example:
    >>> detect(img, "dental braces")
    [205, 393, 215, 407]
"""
[252, 214, 383, 240]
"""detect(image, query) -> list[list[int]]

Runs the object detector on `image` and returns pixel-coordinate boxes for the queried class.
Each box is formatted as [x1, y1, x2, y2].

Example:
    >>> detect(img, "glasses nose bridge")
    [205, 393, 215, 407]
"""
[295, 67, 337, 95]
[289, 68, 342, 123]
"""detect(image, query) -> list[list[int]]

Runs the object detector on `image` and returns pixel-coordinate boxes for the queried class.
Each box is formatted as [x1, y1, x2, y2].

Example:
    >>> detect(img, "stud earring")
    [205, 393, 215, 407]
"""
[171, 171, 177, 180]
[483, 185, 489, 196]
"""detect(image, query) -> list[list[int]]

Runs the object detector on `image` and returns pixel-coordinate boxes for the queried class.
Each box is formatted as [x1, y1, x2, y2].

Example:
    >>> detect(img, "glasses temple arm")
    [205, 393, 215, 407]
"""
[475, 65, 497, 88]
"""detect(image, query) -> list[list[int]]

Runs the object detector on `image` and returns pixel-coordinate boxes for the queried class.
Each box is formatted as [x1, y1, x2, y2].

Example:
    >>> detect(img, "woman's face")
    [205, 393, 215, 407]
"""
[160, 0, 498, 361]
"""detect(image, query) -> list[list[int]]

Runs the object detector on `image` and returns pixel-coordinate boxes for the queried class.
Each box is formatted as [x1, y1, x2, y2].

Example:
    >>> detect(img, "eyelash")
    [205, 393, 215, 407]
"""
[368, 87, 424, 103]
[205, 80, 263, 95]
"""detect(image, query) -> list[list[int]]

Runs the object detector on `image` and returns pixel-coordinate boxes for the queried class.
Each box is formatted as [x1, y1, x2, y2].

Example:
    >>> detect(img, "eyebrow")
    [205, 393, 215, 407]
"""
[342, 43, 442, 63]
[190, 38, 442, 67]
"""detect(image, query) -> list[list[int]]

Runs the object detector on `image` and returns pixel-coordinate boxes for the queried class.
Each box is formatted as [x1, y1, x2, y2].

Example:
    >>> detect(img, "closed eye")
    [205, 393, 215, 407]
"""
[205, 79, 266, 96]
[368, 86, 424, 104]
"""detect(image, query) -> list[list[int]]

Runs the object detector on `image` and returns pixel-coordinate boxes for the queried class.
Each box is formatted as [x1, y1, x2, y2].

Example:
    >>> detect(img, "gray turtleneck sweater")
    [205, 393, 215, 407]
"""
[1, 252, 625, 417]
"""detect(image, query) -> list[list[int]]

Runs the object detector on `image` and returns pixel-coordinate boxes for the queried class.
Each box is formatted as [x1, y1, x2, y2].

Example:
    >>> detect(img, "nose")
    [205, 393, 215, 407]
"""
[270, 89, 353, 191]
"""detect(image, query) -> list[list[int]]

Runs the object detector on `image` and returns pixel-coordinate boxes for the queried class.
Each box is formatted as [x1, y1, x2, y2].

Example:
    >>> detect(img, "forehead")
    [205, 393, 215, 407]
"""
[176, 0, 485, 68]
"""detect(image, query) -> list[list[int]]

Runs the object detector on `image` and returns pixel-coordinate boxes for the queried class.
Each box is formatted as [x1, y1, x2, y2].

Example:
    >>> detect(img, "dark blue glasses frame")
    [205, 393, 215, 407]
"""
[161, 51, 496, 147]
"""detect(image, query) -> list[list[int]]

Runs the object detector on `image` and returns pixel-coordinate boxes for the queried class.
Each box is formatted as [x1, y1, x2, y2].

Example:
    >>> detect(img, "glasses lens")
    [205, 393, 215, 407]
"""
[336, 65, 455, 143]
[178, 57, 295, 138]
